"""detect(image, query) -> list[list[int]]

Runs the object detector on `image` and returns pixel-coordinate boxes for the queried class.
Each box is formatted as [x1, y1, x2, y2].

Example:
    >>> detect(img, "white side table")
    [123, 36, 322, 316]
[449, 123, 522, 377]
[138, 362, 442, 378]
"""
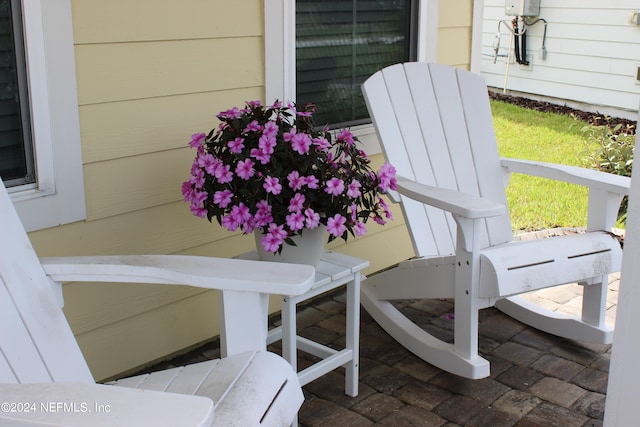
[239, 250, 368, 397]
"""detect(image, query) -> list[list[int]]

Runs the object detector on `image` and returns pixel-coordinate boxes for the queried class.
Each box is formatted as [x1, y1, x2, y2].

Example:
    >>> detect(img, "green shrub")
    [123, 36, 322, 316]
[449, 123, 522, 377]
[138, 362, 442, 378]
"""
[581, 116, 635, 223]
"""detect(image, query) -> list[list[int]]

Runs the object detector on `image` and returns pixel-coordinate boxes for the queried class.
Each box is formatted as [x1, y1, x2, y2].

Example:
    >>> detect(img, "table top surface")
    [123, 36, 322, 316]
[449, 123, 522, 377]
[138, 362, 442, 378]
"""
[238, 250, 369, 289]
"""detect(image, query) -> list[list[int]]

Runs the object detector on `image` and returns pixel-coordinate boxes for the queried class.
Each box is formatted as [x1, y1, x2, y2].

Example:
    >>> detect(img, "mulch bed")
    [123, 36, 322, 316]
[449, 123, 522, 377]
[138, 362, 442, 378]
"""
[489, 91, 637, 134]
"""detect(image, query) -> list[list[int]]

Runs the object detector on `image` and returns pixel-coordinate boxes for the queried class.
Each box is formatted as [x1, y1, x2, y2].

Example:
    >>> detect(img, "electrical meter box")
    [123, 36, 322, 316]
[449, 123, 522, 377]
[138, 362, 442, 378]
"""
[505, 0, 540, 16]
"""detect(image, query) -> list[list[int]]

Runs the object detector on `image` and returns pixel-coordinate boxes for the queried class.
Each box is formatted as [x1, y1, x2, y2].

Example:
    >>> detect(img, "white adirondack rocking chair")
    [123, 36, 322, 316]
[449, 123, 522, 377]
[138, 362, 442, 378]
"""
[0, 178, 315, 426]
[360, 62, 630, 379]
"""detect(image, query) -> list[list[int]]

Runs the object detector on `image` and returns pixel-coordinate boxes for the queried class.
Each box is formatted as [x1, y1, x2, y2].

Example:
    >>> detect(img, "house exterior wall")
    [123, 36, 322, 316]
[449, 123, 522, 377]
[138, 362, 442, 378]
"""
[438, 0, 475, 68]
[481, 0, 640, 119]
[24, 0, 471, 382]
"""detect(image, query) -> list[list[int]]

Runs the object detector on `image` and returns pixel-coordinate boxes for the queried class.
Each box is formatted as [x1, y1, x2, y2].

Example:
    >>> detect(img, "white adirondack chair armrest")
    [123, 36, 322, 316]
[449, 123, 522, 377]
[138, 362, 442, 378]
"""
[500, 158, 631, 195]
[396, 175, 506, 219]
[0, 382, 214, 427]
[41, 255, 315, 296]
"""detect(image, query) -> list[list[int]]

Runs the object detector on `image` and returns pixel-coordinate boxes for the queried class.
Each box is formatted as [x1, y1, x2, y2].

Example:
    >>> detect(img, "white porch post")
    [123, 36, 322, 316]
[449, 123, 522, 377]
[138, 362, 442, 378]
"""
[604, 106, 640, 426]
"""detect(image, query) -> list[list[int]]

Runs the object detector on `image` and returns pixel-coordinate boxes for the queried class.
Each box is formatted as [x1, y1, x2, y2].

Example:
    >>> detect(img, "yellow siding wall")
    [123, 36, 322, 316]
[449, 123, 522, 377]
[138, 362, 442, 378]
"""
[438, 0, 474, 68]
[25, 0, 471, 382]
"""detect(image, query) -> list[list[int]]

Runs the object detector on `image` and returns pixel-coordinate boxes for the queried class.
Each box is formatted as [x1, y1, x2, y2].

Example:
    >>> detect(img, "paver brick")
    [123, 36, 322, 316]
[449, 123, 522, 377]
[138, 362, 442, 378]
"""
[529, 377, 588, 407]
[531, 354, 584, 381]
[351, 392, 404, 422]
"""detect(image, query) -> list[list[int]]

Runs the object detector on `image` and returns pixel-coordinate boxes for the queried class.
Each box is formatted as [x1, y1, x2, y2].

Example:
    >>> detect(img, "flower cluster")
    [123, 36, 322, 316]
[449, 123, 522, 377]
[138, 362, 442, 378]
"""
[182, 100, 396, 253]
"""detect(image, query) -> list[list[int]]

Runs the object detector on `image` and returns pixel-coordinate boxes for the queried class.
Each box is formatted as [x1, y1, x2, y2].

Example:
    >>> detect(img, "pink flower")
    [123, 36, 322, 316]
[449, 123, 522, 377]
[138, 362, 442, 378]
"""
[350, 203, 358, 222]
[263, 176, 282, 195]
[378, 162, 397, 191]
[190, 133, 206, 148]
[324, 178, 345, 196]
[228, 137, 245, 153]
[327, 214, 347, 237]
[354, 222, 367, 237]
[291, 132, 312, 154]
[259, 134, 277, 154]
[235, 158, 256, 180]
[190, 204, 207, 218]
[256, 199, 272, 215]
[336, 129, 355, 145]
[285, 128, 312, 154]
[304, 208, 320, 228]
[286, 212, 305, 231]
[217, 106, 242, 120]
[379, 197, 393, 220]
[181, 181, 195, 201]
[304, 175, 319, 189]
[221, 213, 240, 231]
[251, 148, 271, 164]
[347, 179, 362, 198]
[214, 164, 233, 184]
[287, 170, 305, 191]
[313, 136, 331, 151]
[261, 223, 288, 252]
[263, 121, 279, 138]
[254, 200, 273, 227]
[189, 168, 205, 188]
[288, 193, 305, 212]
[243, 120, 263, 133]
[197, 153, 216, 174]
[213, 189, 234, 208]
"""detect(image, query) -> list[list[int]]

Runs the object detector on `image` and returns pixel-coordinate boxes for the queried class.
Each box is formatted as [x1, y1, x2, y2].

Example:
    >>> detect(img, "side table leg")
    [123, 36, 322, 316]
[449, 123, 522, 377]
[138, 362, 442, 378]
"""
[345, 272, 361, 396]
[281, 296, 298, 375]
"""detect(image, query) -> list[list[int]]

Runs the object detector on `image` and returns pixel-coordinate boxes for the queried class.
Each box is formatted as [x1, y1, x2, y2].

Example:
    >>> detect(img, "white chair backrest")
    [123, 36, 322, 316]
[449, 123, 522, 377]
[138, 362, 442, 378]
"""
[0, 180, 93, 384]
[362, 62, 513, 257]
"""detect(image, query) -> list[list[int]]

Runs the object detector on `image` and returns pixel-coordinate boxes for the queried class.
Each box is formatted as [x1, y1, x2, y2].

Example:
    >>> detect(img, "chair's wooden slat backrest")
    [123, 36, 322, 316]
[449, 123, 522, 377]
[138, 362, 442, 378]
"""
[362, 63, 513, 257]
[0, 180, 94, 384]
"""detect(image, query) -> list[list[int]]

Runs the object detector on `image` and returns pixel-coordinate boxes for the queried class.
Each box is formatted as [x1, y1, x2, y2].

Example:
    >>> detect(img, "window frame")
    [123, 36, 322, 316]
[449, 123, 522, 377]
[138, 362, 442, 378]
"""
[8, 0, 85, 232]
[265, 0, 485, 155]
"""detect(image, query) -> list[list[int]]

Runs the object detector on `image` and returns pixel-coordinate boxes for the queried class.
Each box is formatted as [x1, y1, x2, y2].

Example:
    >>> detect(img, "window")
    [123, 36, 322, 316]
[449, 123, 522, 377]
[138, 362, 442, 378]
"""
[265, 0, 438, 141]
[5, 0, 85, 231]
[296, 0, 418, 128]
[0, 0, 34, 188]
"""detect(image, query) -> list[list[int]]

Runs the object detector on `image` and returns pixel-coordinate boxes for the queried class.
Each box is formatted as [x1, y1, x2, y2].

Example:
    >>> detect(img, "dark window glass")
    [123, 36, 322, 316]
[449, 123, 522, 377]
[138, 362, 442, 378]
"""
[0, 0, 34, 187]
[296, 0, 417, 128]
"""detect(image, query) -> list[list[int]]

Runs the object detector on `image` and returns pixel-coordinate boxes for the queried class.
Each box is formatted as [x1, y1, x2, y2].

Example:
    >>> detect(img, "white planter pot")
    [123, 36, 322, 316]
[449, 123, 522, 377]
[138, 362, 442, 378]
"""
[254, 225, 326, 266]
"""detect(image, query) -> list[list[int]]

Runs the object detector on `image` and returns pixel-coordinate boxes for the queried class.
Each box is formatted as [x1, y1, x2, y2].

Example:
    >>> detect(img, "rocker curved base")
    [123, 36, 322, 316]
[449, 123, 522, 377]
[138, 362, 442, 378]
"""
[361, 274, 490, 379]
[495, 296, 613, 344]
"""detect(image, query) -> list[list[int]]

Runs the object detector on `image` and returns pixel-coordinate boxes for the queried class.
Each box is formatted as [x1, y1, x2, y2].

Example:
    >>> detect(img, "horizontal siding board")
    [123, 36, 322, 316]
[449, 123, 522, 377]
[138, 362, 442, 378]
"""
[80, 87, 262, 164]
[481, 1, 640, 114]
[64, 282, 206, 335]
[84, 149, 195, 220]
[75, 291, 220, 382]
[75, 38, 264, 105]
[29, 201, 243, 257]
[72, 0, 262, 44]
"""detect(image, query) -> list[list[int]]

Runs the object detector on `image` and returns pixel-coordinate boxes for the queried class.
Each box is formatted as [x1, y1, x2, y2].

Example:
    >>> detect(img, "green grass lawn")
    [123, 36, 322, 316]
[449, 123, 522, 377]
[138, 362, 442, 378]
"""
[491, 100, 599, 232]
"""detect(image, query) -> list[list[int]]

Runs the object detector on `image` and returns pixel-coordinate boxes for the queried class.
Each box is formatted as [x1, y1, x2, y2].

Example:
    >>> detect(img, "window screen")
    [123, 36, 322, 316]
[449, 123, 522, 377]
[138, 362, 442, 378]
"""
[0, 0, 34, 187]
[296, 0, 417, 129]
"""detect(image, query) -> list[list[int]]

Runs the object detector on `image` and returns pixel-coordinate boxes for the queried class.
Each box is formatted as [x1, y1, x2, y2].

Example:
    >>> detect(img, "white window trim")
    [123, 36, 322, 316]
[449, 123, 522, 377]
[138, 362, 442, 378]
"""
[264, 0, 439, 156]
[9, 0, 85, 232]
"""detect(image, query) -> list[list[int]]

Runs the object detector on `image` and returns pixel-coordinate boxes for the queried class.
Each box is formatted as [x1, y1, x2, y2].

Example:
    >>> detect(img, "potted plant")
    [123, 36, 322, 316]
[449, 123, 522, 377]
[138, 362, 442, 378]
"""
[182, 100, 396, 264]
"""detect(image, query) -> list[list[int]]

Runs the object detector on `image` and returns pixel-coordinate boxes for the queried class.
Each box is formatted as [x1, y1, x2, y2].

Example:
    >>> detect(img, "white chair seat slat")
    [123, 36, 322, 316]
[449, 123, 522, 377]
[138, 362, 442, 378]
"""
[480, 232, 622, 297]
[167, 352, 256, 406]
[162, 359, 220, 395]
[209, 351, 303, 427]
